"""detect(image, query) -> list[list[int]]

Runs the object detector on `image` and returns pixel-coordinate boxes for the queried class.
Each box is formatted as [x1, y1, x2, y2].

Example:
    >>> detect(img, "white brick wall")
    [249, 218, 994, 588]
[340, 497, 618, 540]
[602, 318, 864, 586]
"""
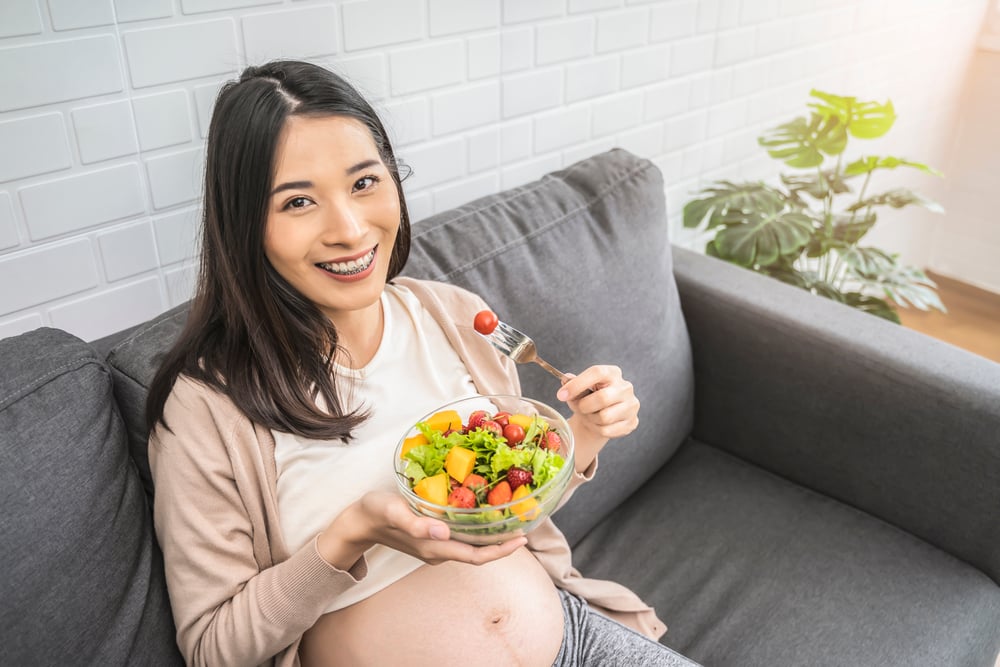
[20, 164, 146, 240]
[0, 0, 992, 341]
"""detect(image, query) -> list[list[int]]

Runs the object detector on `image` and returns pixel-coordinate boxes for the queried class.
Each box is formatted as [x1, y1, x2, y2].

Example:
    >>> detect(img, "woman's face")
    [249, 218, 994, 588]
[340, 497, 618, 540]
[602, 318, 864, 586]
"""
[264, 115, 401, 327]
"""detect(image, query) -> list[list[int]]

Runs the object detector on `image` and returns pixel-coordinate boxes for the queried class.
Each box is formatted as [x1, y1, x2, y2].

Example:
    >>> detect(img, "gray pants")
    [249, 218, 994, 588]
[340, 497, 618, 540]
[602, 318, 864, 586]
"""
[552, 590, 703, 667]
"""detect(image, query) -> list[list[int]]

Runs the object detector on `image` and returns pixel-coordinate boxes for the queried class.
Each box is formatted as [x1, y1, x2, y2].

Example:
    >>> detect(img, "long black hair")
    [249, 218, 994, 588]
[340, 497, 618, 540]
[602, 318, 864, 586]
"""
[146, 60, 411, 440]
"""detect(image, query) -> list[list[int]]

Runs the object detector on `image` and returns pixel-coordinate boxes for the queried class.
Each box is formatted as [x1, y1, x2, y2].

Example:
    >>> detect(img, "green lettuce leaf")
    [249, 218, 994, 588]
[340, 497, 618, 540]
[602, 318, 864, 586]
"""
[403, 443, 448, 480]
[489, 443, 537, 477]
[530, 447, 565, 487]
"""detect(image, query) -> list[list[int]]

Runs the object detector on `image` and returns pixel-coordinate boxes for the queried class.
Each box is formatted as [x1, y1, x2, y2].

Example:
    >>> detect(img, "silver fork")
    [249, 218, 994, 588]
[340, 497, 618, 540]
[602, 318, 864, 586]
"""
[483, 319, 571, 383]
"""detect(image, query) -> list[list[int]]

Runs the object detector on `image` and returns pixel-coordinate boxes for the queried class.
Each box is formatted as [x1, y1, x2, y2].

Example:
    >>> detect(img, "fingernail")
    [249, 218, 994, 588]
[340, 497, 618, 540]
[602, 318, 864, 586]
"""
[430, 525, 448, 540]
[557, 388, 568, 401]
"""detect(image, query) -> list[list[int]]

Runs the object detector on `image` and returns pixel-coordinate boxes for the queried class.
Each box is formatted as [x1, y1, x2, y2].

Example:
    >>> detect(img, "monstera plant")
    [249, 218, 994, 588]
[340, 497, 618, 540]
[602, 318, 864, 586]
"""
[683, 89, 945, 323]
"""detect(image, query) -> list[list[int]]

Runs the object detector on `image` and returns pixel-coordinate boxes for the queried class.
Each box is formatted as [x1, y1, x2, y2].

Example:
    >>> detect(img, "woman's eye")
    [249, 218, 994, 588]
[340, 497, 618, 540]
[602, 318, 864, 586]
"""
[284, 196, 310, 210]
[353, 175, 379, 192]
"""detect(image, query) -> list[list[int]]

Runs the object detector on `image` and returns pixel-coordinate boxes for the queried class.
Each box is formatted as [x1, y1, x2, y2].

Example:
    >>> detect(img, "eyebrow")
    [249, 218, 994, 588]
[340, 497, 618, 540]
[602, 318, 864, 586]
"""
[270, 159, 382, 196]
[346, 159, 380, 175]
[271, 180, 312, 196]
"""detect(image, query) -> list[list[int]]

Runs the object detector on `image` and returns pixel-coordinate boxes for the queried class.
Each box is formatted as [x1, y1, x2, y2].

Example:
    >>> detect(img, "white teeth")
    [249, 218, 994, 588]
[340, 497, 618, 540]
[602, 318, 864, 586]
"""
[318, 248, 376, 275]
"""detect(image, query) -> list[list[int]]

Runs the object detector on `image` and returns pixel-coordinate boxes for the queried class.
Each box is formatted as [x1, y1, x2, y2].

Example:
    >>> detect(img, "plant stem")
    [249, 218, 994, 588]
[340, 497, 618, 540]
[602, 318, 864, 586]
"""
[819, 166, 833, 237]
[831, 253, 845, 289]
[848, 171, 873, 226]
[825, 153, 844, 285]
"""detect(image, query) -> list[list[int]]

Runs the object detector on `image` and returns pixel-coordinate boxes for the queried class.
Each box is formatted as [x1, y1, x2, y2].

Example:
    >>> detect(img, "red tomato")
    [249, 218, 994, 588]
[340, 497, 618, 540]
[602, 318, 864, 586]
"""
[502, 423, 525, 446]
[474, 310, 499, 335]
[492, 411, 510, 428]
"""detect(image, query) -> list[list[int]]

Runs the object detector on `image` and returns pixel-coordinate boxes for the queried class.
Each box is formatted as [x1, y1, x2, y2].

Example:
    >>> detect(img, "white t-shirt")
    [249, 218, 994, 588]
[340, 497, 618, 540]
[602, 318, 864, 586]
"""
[272, 283, 481, 613]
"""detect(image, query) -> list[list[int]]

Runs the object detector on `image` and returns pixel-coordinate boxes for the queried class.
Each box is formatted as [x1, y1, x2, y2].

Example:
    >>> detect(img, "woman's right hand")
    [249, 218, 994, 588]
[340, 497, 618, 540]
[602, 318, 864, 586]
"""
[316, 490, 527, 570]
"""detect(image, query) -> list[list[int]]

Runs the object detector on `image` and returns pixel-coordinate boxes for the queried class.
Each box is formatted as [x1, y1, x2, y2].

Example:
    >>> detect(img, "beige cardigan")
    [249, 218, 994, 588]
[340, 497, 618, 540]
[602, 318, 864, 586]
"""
[149, 277, 666, 667]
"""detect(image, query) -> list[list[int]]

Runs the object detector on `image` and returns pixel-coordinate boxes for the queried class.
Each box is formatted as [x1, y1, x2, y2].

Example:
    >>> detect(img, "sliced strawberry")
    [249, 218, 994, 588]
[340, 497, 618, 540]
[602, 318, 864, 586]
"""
[506, 466, 533, 490]
[463, 473, 488, 491]
[487, 480, 512, 505]
[448, 487, 476, 508]
[542, 431, 563, 452]
[480, 420, 503, 438]
[467, 410, 488, 430]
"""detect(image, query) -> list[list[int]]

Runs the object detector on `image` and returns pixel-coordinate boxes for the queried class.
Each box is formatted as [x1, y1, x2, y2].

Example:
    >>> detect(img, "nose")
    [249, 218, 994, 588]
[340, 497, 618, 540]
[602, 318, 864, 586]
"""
[321, 201, 367, 247]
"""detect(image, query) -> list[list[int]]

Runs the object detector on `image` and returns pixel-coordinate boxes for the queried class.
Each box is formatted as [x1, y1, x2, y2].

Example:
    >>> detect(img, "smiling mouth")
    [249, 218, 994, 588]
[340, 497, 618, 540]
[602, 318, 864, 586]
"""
[316, 247, 377, 276]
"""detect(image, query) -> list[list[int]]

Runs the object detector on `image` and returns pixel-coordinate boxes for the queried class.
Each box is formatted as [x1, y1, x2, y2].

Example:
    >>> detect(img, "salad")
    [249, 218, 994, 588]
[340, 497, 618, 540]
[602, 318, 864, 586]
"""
[399, 407, 567, 523]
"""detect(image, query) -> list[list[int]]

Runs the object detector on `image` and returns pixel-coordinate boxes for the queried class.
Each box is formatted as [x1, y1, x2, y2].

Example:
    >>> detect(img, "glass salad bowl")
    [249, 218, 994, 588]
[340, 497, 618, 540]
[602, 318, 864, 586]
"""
[393, 394, 575, 545]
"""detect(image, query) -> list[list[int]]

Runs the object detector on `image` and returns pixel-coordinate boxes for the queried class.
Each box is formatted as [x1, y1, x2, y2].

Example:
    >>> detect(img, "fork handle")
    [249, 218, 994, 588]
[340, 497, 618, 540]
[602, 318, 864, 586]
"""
[533, 358, 594, 397]
[533, 356, 570, 383]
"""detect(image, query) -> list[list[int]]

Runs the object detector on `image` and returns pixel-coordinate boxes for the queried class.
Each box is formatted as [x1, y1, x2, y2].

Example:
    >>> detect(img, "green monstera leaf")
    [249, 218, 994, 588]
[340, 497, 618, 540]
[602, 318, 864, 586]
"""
[808, 90, 896, 139]
[844, 156, 943, 178]
[842, 293, 901, 323]
[846, 187, 944, 213]
[804, 212, 877, 257]
[838, 246, 896, 277]
[682, 181, 787, 230]
[683, 87, 945, 322]
[711, 197, 814, 268]
[765, 265, 842, 299]
[759, 114, 848, 168]
[832, 211, 878, 244]
[781, 170, 852, 202]
[839, 247, 945, 312]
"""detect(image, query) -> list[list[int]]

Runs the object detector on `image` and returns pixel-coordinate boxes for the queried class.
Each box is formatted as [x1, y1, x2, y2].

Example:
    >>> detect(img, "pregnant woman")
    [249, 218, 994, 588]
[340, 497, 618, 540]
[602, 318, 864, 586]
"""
[145, 59, 700, 667]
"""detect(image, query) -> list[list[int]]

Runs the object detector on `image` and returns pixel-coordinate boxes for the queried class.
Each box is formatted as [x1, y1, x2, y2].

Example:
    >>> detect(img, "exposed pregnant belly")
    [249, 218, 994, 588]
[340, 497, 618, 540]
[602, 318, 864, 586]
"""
[300, 547, 564, 667]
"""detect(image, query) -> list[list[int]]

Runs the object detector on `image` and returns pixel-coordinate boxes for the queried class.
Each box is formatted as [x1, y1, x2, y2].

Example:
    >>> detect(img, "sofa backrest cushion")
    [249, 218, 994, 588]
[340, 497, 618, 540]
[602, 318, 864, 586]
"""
[400, 148, 694, 545]
[0, 328, 182, 665]
[106, 305, 189, 499]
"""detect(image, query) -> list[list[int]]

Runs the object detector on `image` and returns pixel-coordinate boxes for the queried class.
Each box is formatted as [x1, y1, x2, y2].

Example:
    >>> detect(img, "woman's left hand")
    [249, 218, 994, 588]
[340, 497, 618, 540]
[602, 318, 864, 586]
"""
[557, 365, 639, 470]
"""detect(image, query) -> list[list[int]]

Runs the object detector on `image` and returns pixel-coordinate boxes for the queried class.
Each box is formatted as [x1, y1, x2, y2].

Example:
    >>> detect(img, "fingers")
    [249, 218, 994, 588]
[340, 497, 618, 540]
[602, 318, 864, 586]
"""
[433, 535, 529, 565]
[558, 366, 618, 401]
[363, 491, 528, 566]
[385, 503, 450, 542]
[575, 398, 639, 438]
[559, 365, 640, 438]
[464, 536, 528, 564]
[409, 533, 528, 567]
[563, 367, 632, 412]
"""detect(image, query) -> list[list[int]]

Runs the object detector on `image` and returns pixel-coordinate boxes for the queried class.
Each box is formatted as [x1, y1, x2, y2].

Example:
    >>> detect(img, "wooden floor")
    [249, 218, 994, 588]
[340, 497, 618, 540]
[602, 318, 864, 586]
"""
[896, 271, 1000, 364]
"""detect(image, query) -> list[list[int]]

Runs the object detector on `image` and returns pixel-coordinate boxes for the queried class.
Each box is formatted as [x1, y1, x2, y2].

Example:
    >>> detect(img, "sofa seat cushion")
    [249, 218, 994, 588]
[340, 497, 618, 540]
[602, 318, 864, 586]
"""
[0, 328, 182, 665]
[571, 439, 1000, 667]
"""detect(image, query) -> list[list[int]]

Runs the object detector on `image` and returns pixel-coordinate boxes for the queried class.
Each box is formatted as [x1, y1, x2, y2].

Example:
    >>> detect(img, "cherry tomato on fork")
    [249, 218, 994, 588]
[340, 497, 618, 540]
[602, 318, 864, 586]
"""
[474, 310, 499, 335]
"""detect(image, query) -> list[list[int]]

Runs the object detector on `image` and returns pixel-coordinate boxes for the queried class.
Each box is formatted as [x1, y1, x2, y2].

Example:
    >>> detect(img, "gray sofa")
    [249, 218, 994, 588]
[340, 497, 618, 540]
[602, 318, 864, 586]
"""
[1, 149, 998, 667]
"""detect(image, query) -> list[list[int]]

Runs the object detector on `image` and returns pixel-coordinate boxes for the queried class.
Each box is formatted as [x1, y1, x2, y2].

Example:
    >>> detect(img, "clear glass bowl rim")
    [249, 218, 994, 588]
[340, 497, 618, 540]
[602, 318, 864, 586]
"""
[392, 393, 576, 516]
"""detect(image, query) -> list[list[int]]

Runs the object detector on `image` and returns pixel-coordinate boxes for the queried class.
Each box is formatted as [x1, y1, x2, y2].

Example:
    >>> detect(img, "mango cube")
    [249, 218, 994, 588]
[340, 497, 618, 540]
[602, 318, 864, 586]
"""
[425, 409, 461, 433]
[444, 446, 476, 484]
[510, 484, 540, 521]
[400, 434, 427, 459]
[508, 413, 534, 429]
[413, 473, 450, 506]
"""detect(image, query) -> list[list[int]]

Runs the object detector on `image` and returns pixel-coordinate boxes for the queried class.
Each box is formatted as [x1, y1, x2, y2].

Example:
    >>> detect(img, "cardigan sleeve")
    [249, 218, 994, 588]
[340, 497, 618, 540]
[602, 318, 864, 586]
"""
[149, 376, 367, 667]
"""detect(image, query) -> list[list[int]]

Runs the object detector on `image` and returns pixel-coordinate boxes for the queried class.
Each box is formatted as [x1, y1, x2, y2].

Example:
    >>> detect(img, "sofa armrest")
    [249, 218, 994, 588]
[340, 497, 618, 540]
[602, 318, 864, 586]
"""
[671, 246, 1000, 585]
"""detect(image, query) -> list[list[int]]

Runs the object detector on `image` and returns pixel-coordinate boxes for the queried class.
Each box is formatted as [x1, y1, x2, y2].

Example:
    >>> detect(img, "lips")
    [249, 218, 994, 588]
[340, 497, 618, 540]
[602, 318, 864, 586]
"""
[316, 246, 377, 276]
